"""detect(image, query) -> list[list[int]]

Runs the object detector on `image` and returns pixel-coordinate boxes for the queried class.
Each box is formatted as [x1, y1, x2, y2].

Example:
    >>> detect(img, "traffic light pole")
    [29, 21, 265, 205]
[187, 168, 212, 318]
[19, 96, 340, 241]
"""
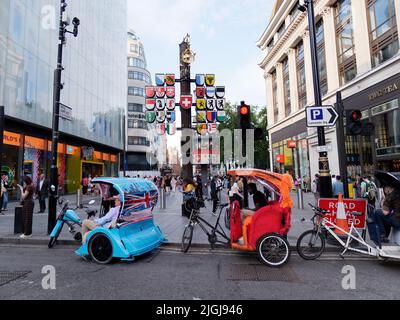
[305, 0, 332, 198]
[336, 91, 349, 198]
[179, 39, 193, 181]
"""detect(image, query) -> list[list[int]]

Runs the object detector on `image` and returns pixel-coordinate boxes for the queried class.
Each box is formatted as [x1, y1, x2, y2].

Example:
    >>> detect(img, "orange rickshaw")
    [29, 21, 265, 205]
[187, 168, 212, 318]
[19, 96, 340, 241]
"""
[182, 169, 294, 267]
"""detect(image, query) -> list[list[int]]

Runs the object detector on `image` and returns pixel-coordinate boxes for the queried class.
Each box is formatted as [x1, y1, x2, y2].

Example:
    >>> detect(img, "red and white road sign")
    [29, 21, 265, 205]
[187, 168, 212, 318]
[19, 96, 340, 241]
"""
[318, 198, 368, 230]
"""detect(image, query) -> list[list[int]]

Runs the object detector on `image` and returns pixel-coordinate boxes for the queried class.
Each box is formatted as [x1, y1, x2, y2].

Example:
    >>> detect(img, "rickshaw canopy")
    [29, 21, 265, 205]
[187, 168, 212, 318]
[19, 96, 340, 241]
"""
[92, 178, 159, 216]
[228, 169, 294, 209]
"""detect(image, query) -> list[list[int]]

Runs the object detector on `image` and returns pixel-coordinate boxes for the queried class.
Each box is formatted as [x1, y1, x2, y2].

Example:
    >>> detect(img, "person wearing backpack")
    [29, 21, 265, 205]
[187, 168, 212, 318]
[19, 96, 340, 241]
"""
[364, 176, 378, 207]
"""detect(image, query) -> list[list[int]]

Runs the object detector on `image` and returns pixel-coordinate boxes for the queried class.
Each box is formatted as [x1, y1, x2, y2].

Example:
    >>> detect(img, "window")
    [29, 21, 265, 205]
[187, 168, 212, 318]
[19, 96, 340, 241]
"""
[272, 71, 279, 121]
[128, 71, 150, 83]
[127, 57, 146, 69]
[283, 57, 291, 116]
[316, 19, 328, 96]
[267, 38, 275, 53]
[128, 136, 150, 146]
[128, 103, 143, 113]
[290, 1, 300, 23]
[128, 87, 145, 97]
[336, 0, 357, 85]
[367, 0, 399, 67]
[130, 44, 138, 53]
[296, 41, 307, 109]
[277, 22, 286, 39]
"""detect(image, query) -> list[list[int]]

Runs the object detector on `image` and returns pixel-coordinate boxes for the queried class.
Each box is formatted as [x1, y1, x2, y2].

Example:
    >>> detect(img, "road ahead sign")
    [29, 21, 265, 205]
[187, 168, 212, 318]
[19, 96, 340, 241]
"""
[306, 105, 338, 127]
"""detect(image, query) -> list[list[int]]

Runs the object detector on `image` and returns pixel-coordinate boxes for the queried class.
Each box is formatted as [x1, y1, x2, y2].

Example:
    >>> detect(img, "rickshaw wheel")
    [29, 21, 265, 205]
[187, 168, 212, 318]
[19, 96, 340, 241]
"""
[88, 233, 113, 265]
[257, 234, 290, 268]
[181, 225, 194, 253]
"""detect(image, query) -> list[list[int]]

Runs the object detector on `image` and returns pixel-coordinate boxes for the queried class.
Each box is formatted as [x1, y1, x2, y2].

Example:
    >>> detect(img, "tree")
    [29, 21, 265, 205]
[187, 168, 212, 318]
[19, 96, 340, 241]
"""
[218, 103, 270, 170]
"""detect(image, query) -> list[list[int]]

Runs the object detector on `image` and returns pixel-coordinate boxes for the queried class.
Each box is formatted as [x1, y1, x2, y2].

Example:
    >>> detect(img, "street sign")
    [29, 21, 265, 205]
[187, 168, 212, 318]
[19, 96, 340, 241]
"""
[306, 105, 338, 127]
[59, 104, 72, 121]
[318, 199, 367, 230]
[316, 145, 332, 153]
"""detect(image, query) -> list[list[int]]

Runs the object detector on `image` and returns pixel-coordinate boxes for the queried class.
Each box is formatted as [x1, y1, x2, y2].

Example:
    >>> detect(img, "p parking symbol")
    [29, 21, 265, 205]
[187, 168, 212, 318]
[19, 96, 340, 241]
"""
[311, 109, 323, 121]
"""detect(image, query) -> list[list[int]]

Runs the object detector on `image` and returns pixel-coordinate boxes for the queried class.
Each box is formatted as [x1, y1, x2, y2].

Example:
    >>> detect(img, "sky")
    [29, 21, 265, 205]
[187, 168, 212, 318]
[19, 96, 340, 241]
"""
[127, 0, 275, 107]
[127, 0, 275, 149]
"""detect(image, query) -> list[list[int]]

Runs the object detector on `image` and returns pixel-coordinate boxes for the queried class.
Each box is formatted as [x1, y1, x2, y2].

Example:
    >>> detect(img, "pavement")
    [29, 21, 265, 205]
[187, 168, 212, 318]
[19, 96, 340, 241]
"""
[1, 244, 400, 300]
[0, 190, 317, 248]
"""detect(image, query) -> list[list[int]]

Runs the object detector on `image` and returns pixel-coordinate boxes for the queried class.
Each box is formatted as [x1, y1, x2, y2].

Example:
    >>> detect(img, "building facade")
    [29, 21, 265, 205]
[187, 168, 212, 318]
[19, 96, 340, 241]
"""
[258, 0, 400, 181]
[125, 30, 160, 172]
[0, 0, 127, 198]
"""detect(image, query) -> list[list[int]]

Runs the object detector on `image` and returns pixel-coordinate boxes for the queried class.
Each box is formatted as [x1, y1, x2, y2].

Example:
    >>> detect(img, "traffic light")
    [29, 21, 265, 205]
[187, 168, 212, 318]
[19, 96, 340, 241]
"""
[238, 101, 251, 129]
[346, 110, 363, 136]
[346, 110, 375, 136]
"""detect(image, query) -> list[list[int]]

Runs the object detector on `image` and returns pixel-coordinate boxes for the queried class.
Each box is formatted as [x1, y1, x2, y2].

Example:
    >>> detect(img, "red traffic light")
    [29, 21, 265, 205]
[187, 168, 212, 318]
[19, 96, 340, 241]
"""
[240, 105, 249, 116]
[351, 110, 362, 121]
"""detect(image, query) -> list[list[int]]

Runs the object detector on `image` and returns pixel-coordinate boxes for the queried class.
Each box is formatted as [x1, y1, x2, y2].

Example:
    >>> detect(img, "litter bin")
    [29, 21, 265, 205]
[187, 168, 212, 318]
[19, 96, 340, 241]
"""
[14, 206, 23, 234]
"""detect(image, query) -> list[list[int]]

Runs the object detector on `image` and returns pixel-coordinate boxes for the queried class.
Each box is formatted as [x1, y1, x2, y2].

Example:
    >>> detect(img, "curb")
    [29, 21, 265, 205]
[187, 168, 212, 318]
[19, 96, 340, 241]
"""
[0, 237, 345, 253]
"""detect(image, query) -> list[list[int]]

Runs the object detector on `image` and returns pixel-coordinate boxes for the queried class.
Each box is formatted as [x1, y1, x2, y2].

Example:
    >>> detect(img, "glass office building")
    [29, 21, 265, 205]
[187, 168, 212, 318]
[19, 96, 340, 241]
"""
[0, 0, 127, 197]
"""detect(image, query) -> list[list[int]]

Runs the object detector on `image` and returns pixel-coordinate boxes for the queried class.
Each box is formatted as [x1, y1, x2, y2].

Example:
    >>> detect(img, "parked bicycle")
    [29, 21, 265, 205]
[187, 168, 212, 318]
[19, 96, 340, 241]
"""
[182, 200, 230, 253]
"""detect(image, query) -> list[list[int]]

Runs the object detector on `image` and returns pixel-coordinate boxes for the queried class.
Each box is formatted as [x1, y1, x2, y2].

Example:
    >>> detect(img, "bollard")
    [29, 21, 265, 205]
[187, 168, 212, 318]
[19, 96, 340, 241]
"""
[297, 187, 304, 210]
[159, 188, 166, 209]
[76, 188, 83, 209]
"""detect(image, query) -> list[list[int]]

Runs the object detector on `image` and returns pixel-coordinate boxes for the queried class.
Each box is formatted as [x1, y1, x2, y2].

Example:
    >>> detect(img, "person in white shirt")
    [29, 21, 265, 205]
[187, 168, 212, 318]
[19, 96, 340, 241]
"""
[81, 195, 122, 244]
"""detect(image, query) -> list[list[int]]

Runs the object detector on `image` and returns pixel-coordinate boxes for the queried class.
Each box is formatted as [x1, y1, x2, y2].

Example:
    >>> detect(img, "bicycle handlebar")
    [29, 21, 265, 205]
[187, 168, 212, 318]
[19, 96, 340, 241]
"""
[308, 203, 330, 215]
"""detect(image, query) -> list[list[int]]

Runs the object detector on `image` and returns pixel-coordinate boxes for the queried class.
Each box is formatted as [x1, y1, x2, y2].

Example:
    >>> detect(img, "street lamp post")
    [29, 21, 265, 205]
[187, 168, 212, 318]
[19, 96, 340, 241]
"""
[0, 106, 4, 180]
[299, 0, 333, 198]
[48, 0, 80, 234]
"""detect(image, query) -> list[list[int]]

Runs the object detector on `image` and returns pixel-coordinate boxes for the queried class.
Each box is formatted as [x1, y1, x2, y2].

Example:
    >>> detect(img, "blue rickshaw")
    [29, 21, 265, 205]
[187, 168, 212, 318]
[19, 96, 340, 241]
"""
[75, 178, 166, 264]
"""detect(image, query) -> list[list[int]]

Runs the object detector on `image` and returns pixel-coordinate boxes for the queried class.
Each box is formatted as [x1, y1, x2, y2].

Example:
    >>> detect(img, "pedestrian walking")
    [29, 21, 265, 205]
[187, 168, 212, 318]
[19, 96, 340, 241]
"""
[312, 174, 320, 205]
[17, 176, 35, 238]
[82, 176, 89, 195]
[36, 174, 49, 213]
[332, 176, 344, 198]
[1, 173, 11, 212]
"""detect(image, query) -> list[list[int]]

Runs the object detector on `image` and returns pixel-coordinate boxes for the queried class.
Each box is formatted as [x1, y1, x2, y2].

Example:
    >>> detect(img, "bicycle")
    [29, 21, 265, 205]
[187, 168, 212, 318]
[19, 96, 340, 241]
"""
[297, 203, 388, 261]
[182, 201, 230, 253]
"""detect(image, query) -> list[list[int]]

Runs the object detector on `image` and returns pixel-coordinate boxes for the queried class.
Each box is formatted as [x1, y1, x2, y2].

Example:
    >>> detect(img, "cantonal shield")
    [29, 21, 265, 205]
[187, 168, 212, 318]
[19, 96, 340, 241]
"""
[207, 123, 217, 134]
[146, 111, 156, 123]
[216, 98, 225, 110]
[205, 74, 215, 87]
[197, 99, 206, 110]
[167, 122, 176, 135]
[166, 111, 176, 123]
[206, 87, 216, 98]
[156, 99, 165, 110]
[206, 99, 216, 111]
[166, 87, 175, 98]
[146, 99, 156, 111]
[155, 74, 165, 86]
[156, 111, 166, 123]
[166, 98, 176, 110]
[145, 86, 155, 98]
[156, 123, 166, 135]
[197, 124, 207, 136]
[156, 86, 166, 98]
[215, 86, 225, 99]
[196, 74, 205, 87]
[197, 111, 206, 123]
[217, 111, 226, 122]
[207, 111, 217, 123]
[196, 87, 206, 98]
[165, 74, 176, 86]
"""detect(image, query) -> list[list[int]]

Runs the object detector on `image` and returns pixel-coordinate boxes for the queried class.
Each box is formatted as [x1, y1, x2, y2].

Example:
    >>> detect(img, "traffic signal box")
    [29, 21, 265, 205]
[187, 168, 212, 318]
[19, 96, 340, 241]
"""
[346, 110, 375, 136]
[238, 101, 264, 140]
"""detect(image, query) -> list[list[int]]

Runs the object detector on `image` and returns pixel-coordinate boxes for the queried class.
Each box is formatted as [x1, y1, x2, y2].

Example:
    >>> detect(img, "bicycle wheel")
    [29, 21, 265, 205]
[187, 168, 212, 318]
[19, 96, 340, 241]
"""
[181, 224, 194, 253]
[297, 230, 326, 260]
[257, 234, 291, 268]
[224, 208, 231, 230]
